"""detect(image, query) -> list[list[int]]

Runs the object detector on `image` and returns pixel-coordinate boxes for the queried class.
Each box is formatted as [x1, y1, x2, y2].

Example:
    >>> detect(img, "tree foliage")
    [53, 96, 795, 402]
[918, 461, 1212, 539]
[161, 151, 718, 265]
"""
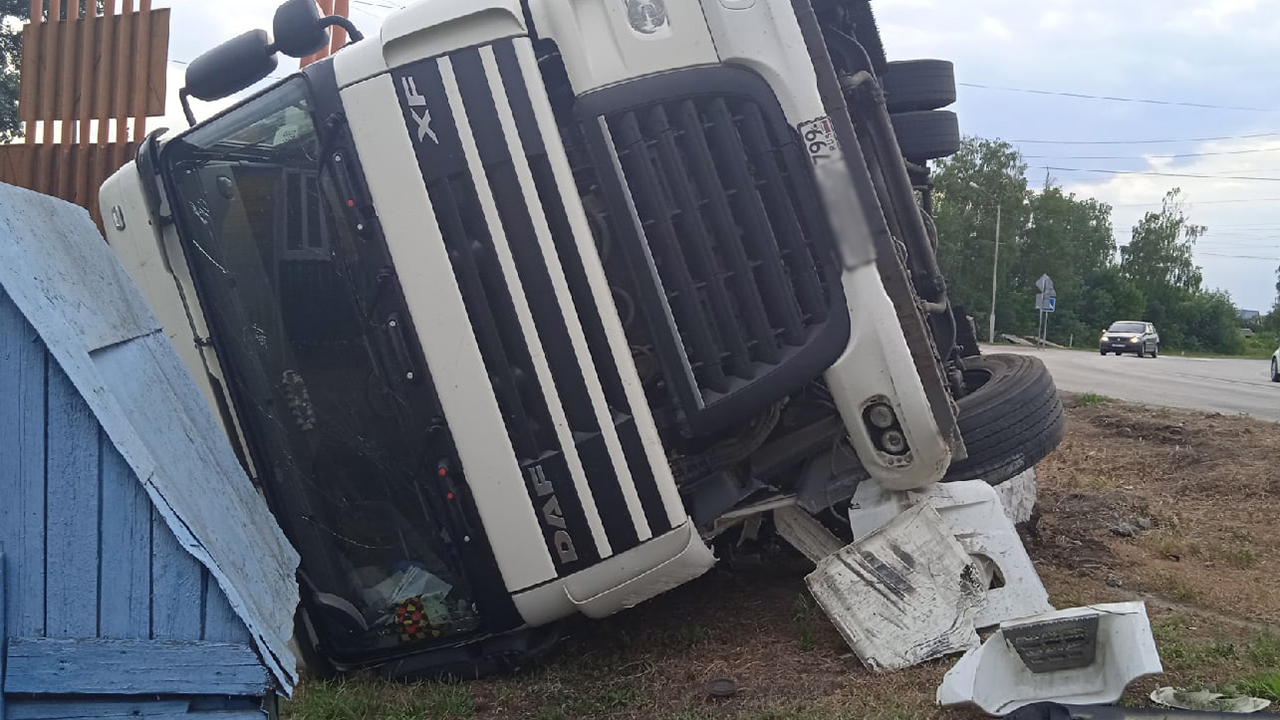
[933, 137, 1246, 353]
[1, 0, 26, 141]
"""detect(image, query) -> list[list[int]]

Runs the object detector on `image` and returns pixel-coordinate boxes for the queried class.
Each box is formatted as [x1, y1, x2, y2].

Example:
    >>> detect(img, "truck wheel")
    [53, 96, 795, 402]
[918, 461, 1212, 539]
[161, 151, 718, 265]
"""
[883, 59, 956, 113]
[944, 354, 1065, 486]
[891, 110, 961, 161]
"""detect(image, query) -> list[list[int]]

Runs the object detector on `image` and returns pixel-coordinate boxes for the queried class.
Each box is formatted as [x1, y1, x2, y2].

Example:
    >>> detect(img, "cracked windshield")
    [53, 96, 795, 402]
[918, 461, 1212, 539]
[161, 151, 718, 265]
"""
[163, 78, 482, 657]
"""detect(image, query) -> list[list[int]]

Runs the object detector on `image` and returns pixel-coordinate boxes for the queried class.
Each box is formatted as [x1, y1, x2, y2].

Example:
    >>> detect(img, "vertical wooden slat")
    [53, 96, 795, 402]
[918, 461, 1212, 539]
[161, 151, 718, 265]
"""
[56, 5, 80, 201]
[113, 0, 134, 173]
[129, 0, 151, 140]
[36, 20, 58, 139]
[0, 550, 6, 719]
[20, 1, 42, 140]
[0, 292, 48, 639]
[150, 506, 205, 640]
[330, 0, 349, 52]
[76, 6, 96, 206]
[44, 362, 102, 638]
[95, 0, 115, 145]
[203, 570, 252, 643]
[145, 8, 169, 117]
[98, 437, 154, 639]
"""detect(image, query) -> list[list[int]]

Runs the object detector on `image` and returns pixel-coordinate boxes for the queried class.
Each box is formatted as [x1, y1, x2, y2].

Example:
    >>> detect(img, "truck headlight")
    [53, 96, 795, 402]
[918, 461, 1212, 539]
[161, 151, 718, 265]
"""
[1130, 337, 1139, 343]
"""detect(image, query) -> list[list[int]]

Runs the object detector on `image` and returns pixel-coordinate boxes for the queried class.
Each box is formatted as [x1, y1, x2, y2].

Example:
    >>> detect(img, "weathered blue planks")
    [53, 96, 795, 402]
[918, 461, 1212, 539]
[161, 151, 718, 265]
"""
[3, 637, 271, 696]
[204, 571, 253, 644]
[1, 551, 7, 719]
[98, 436, 154, 639]
[1, 182, 298, 693]
[6, 698, 267, 719]
[150, 505, 206, 641]
[0, 291, 48, 639]
[43, 362, 103, 639]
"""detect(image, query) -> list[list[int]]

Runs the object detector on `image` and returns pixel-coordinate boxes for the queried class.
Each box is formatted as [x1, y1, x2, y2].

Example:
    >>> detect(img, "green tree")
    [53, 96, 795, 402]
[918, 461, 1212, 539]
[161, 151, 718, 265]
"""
[931, 137, 1032, 334]
[1121, 188, 1205, 298]
[0, 0, 26, 141]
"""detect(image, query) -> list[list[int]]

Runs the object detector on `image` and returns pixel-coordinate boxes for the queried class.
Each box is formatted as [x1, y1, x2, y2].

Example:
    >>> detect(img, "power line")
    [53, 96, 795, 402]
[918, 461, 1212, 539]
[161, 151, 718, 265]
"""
[1110, 197, 1280, 207]
[1042, 166, 1280, 182]
[960, 82, 1280, 113]
[1013, 132, 1280, 146]
[1025, 147, 1280, 161]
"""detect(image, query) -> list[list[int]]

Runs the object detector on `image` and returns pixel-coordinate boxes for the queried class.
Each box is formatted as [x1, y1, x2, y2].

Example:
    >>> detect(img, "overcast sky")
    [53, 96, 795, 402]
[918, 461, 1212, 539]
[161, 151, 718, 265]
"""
[158, 0, 1280, 312]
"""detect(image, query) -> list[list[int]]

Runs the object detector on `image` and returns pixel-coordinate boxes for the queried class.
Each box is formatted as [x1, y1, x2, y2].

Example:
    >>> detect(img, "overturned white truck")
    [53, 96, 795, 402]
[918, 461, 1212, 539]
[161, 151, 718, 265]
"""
[99, 0, 1064, 678]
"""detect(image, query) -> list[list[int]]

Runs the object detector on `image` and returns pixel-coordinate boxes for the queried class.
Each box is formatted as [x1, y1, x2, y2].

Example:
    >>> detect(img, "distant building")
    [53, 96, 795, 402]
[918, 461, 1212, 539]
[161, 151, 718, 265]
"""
[1238, 309, 1261, 322]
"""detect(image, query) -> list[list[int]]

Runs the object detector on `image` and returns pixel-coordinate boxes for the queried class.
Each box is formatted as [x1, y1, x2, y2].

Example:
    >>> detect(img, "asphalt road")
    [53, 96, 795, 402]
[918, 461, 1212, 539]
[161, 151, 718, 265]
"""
[984, 344, 1280, 422]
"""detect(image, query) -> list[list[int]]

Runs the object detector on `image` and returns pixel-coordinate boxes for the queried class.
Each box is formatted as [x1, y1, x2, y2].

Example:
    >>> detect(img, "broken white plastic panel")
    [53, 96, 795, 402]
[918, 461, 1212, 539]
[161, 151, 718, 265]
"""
[994, 469, 1038, 526]
[806, 504, 985, 672]
[937, 602, 1163, 716]
[848, 478, 1053, 628]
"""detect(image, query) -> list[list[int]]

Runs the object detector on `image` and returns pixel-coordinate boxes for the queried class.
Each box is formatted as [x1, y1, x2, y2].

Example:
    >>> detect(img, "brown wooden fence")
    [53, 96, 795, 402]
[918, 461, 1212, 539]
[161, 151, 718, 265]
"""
[0, 0, 169, 229]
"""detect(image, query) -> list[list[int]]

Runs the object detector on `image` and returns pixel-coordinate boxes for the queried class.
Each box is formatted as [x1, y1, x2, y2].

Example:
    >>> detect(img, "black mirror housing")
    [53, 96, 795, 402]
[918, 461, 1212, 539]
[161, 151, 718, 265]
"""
[185, 30, 280, 102]
[273, 0, 329, 59]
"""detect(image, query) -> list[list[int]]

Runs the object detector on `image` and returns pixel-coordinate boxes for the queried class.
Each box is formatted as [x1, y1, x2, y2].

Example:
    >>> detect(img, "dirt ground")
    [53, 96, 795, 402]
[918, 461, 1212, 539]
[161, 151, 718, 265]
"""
[285, 394, 1280, 720]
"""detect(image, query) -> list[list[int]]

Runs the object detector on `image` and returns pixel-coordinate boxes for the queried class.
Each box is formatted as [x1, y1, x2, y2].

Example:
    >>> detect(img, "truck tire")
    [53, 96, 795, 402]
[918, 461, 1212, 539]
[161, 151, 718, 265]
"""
[891, 110, 961, 161]
[883, 59, 956, 113]
[944, 354, 1065, 485]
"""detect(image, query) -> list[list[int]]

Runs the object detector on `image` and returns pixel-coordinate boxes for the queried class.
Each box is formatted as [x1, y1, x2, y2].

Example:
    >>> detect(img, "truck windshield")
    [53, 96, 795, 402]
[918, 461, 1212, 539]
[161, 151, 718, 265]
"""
[162, 78, 484, 658]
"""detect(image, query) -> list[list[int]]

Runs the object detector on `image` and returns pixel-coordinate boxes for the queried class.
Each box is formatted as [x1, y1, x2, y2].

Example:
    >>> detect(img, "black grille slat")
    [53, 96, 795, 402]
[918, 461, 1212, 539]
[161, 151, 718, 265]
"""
[646, 104, 753, 379]
[703, 98, 806, 346]
[737, 103, 828, 323]
[671, 99, 781, 365]
[579, 66, 851, 436]
[614, 112, 730, 394]
[430, 177, 544, 460]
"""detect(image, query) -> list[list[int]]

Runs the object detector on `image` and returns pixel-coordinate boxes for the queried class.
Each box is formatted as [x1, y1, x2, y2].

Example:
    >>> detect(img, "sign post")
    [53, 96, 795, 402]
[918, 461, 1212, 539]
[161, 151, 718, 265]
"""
[1034, 275, 1057, 347]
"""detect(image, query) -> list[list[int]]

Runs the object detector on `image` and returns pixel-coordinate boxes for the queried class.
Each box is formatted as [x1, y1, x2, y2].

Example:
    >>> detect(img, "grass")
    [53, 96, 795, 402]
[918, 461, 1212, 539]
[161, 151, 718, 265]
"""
[1232, 673, 1280, 702]
[1076, 392, 1112, 406]
[285, 677, 476, 720]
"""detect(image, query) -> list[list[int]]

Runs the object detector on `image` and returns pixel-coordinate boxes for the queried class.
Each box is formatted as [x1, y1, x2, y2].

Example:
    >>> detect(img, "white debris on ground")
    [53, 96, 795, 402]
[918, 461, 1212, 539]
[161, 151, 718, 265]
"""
[937, 602, 1163, 715]
[804, 504, 986, 672]
[847, 478, 1053, 628]
[778, 473, 1163, 715]
[1150, 687, 1272, 714]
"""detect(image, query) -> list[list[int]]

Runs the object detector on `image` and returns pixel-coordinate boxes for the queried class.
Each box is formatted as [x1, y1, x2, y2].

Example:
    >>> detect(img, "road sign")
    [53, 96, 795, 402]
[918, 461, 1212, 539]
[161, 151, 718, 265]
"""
[1035, 293, 1057, 312]
[1047, 296, 1056, 313]
[1036, 274, 1054, 294]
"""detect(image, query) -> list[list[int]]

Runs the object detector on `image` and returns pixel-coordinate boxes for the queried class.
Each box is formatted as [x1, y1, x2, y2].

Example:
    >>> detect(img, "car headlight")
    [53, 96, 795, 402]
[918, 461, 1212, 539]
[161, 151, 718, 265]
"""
[1130, 337, 1139, 343]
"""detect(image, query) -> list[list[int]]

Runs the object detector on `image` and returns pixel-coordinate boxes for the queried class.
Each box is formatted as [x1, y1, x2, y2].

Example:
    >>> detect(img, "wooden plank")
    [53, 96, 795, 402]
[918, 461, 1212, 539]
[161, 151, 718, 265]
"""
[3, 637, 270, 696]
[58, 1, 79, 145]
[0, 290, 48, 638]
[7, 700, 194, 720]
[1, 551, 7, 720]
[330, 0, 349, 52]
[43, 360, 102, 639]
[75, 7, 96, 207]
[19, 13, 39, 136]
[7, 701, 267, 720]
[130, 0, 151, 138]
[98, 435, 153, 639]
[203, 569, 252, 643]
[145, 8, 169, 118]
[95, 2, 116, 143]
[36, 20, 59, 130]
[113, 0, 134, 170]
[150, 504, 205, 641]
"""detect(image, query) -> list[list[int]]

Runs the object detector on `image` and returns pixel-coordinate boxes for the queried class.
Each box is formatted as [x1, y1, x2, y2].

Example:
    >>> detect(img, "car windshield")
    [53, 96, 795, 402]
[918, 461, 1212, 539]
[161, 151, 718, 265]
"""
[1108, 322, 1146, 333]
[162, 78, 483, 658]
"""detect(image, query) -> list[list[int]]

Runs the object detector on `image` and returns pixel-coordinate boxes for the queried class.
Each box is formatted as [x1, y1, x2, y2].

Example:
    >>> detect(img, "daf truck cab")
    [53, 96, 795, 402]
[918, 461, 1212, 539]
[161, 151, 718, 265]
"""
[99, 0, 1062, 678]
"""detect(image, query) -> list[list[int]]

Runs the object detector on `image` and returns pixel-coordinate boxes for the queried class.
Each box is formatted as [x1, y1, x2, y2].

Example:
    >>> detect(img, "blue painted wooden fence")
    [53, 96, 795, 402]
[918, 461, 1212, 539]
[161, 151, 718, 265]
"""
[0, 288, 271, 720]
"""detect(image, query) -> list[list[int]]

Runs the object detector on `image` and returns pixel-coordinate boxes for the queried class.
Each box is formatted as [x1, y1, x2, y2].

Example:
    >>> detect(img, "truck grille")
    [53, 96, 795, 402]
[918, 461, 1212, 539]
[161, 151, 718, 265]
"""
[579, 68, 850, 435]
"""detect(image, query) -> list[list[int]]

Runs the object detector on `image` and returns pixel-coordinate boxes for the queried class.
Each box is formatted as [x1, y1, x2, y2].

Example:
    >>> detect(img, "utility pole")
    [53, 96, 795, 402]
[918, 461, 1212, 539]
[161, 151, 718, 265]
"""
[989, 203, 1001, 344]
[970, 182, 1002, 344]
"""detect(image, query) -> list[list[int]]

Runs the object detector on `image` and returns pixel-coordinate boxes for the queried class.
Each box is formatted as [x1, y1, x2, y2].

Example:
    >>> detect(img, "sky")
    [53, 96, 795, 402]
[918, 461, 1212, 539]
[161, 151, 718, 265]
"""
[155, 0, 1280, 312]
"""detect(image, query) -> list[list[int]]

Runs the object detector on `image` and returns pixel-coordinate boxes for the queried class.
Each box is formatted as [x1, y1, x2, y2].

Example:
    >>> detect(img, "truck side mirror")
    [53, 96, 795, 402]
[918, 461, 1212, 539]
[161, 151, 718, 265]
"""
[185, 30, 279, 102]
[273, 0, 329, 59]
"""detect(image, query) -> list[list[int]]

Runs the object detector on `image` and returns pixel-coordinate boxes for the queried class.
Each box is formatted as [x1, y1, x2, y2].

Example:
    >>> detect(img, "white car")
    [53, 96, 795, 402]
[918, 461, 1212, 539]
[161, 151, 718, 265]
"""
[1272, 346, 1280, 382]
